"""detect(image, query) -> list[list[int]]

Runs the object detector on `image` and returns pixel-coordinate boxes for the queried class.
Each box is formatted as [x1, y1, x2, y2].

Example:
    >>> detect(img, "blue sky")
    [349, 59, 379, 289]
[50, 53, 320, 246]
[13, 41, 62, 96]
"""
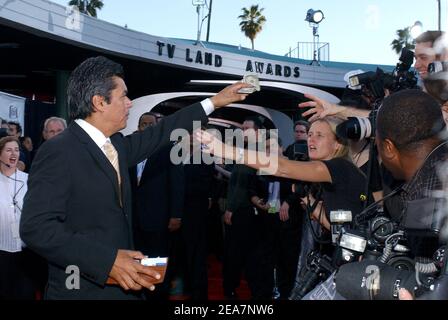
[50, 0, 446, 66]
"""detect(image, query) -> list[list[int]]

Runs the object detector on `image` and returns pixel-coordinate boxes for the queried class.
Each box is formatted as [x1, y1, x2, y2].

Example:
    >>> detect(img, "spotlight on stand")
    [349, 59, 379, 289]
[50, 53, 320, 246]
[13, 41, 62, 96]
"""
[305, 9, 324, 24]
[305, 9, 325, 66]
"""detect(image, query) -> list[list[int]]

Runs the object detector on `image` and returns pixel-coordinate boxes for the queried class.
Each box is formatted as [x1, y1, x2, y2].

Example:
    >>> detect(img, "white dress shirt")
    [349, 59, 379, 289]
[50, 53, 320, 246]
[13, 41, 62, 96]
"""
[0, 170, 28, 253]
[267, 181, 281, 214]
[136, 159, 148, 184]
[75, 119, 110, 155]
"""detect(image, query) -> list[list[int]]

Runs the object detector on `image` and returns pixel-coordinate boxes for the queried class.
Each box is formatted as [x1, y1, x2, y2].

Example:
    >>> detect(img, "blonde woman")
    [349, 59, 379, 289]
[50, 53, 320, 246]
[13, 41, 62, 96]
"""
[198, 116, 369, 230]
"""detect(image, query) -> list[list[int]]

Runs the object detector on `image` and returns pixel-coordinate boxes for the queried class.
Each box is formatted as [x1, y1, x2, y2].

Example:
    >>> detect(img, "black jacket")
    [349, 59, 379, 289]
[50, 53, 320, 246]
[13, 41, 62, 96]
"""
[20, 103, 207, 299]
[129, 143, 184, 232]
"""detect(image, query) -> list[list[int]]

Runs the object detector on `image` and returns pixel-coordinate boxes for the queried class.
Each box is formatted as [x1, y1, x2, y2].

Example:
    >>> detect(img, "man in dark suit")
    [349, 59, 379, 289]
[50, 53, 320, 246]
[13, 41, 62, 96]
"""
[180, 138, 215, 300]
[129, 112, 184, 299]
[20, 56, 250, 300]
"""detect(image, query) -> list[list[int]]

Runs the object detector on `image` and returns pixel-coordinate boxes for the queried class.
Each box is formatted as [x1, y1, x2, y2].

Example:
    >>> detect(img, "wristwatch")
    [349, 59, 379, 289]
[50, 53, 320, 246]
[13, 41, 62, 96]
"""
[236, 148, 244, 163]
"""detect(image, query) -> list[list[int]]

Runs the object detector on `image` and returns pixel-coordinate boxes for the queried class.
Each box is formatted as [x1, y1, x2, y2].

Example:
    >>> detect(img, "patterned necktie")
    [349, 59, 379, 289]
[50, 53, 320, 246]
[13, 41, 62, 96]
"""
[104, 140, 122, 207]
[104, 140, 121, 186]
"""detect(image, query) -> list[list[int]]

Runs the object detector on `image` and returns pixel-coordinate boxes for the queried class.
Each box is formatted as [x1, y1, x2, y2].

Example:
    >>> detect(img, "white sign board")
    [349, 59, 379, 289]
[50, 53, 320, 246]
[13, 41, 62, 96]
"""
[0, 91, 26, 136]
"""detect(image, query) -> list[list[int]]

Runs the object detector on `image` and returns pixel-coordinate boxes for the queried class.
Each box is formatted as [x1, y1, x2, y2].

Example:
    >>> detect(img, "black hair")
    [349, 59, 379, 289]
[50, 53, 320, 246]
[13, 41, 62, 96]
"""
[7, 121, 22, 134]
[377, 89, 446, 152]
[67, 56, 124, 120]
[244, 116, 263, 130]
[294, 120, 310, 132]
[415, 31, 444, 45]
[137, 112, 160, 126]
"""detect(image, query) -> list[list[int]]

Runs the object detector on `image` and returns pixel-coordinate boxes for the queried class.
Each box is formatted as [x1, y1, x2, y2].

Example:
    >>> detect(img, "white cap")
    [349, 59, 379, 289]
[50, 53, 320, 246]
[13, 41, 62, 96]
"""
[344, 69, 365, 90]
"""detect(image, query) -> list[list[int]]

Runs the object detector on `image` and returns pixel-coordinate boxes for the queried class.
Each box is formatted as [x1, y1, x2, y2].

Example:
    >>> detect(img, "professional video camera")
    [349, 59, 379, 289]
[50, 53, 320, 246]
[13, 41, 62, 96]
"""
[291, 202, 438, 299]
[288, 250, 336, 300]
[336, 48, 419, 141]
[348, 48, 418, 100]
[328, 208, 413, 270]
[335, 245, 446, 300]
[333, 192, 448, 300]
[290, 210, 364, 298]
[292, 141, 308, 161]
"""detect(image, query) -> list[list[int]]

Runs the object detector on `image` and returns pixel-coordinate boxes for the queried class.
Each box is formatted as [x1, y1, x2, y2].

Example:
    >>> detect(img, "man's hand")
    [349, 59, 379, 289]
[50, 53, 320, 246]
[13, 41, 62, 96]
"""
[279, 201, 290, 222]
[299, 93, 343, 122]
[168, 218, 181, 232]
[210, 82, 251, 109]
[399, 288, 415, 300]
[109, 249, 161, 291]
[224, 210, 233, 225]
[254, 198, 269, 211]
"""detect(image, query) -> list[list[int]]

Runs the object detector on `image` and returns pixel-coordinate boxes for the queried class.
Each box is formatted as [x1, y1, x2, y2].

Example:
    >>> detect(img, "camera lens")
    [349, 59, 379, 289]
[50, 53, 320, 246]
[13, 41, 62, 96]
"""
[371, 216, 394, 243]
[336, 117, 372, 141]
[387, 256, 415, 271]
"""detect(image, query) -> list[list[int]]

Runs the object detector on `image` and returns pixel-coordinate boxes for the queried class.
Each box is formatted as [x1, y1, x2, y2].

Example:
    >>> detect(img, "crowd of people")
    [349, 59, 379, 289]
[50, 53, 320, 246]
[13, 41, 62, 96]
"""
[1, 30, 448, 300]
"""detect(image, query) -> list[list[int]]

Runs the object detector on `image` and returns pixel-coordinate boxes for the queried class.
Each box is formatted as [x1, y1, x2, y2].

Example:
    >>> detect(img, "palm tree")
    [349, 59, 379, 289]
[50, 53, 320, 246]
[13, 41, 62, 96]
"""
[391, 27, 415, 55]
[68, 0, 104, 18]
[238, 5, 266, 50]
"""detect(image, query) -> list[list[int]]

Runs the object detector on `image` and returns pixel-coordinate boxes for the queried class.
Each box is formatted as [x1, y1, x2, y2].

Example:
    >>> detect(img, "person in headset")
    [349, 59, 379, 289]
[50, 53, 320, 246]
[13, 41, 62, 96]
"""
[0, 136, 35, 299]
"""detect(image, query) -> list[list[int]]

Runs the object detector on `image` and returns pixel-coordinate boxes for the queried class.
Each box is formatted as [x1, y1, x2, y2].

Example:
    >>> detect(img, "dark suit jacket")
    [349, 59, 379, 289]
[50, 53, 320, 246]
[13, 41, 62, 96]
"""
[226, 164, 258, 213]
[130, 144, 184, 232]
[249, 175, 294, 209]
[183, 157, 214, 213]
[20, 103, 207, 300]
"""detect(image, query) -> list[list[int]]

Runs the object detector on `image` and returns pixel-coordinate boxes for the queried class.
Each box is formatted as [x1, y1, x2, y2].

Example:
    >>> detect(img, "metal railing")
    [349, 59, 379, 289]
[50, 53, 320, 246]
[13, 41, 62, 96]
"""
[285, 42, 330, 62]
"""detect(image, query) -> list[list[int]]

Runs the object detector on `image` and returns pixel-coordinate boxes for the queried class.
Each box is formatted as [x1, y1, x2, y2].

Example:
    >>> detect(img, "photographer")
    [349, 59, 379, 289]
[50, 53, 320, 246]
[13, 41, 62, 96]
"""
[283, 120, 310, 161]
[414, 31, 445, 81]
[377, 92, 445, 255]
[336, 78, 385, 203]
[335, 89, 448, 300]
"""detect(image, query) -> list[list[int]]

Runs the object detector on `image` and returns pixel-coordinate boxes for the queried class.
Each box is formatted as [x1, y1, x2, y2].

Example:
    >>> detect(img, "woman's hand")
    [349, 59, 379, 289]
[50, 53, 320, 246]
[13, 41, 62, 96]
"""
[299, 93, 342, 122]
[194, 130, 228, 159]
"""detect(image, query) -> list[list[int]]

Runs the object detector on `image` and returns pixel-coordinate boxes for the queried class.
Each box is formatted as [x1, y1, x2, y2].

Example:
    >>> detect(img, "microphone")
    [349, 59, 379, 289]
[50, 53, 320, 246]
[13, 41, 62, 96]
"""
[0, 159, 11, 168]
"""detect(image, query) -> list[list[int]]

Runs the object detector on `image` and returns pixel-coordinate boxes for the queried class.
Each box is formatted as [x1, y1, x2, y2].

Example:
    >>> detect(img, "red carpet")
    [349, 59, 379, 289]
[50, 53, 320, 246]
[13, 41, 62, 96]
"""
[207, 255, 251, 300]
[169, 254, 251, 300]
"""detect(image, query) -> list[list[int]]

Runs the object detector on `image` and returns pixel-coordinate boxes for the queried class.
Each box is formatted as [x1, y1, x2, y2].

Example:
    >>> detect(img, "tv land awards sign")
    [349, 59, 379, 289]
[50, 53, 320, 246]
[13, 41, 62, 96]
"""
[155, 41, 302, 81]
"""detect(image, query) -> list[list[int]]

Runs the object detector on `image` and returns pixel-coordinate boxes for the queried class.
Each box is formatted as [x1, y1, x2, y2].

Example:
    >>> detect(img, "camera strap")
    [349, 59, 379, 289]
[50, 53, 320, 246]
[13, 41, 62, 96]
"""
[354, 186, 402, 226]
[304, 185, 331, 244]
